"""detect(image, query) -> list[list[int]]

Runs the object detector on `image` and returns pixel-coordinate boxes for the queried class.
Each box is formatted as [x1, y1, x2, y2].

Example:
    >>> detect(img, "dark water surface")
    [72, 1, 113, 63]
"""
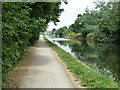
[46, 36, 120, 81]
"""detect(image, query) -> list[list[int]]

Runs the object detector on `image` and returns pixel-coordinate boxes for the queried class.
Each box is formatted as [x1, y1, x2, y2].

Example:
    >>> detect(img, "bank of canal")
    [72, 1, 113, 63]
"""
[45, 36, 119, 85]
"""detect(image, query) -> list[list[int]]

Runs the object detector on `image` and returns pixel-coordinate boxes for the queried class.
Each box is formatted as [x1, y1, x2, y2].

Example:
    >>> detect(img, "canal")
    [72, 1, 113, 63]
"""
[46, 36, 120, 82]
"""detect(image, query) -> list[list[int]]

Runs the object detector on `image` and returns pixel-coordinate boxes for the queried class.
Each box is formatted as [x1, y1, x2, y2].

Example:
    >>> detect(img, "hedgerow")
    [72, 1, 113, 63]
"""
[2, 2, 63, 74]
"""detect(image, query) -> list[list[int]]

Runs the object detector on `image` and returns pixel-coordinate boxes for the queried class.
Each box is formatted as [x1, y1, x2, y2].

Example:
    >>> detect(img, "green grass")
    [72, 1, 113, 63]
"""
[43, 36, 118, 88]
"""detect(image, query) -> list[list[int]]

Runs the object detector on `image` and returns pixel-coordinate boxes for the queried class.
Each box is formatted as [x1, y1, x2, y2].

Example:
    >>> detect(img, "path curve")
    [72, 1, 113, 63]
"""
[21, 35, 74, 88]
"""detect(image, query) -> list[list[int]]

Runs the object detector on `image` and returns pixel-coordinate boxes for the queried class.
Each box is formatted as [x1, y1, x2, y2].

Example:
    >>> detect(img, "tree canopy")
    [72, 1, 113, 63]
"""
[53, 1, 119, 42]
[2, 2, 64, 73]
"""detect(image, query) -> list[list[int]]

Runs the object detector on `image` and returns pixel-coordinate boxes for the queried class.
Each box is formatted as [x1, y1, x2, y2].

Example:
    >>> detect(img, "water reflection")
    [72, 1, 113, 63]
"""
[51, 37, 120, 81]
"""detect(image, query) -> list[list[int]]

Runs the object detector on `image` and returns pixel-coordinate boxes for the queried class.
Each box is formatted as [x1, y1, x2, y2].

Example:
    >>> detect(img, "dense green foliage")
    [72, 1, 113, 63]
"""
[52, 1, 119, 42]
[2, 2, 64, 73]
[44, 36, 118, 88]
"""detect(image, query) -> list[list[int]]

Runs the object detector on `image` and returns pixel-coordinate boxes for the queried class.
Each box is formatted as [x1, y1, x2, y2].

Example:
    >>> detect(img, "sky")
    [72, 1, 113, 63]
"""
[47, 0, 96, 31]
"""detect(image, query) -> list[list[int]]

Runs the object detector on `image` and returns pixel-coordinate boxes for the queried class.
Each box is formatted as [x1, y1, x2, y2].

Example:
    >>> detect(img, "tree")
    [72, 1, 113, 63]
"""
[52, 28, 56, 34]
[2, 2, 64, 73]
[66, 1, 119, 42]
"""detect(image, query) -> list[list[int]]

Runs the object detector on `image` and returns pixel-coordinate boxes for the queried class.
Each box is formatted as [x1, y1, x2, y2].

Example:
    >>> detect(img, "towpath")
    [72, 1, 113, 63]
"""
[21, 35, 74, 88]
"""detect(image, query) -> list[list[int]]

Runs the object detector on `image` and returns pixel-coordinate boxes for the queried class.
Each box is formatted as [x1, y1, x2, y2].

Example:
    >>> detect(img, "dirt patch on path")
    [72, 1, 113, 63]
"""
[3, 46, 35, 88]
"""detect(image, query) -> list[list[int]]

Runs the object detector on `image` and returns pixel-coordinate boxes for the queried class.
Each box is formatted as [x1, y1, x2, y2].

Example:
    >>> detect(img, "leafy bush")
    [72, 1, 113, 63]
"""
[2, 2, 63, 73]
[87, 33, 94, 40]
[2, 3, 32, 72]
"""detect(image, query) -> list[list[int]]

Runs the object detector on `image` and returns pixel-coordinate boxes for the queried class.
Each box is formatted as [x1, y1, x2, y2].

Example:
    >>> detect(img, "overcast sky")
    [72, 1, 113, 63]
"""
[47, 0, 96, 31]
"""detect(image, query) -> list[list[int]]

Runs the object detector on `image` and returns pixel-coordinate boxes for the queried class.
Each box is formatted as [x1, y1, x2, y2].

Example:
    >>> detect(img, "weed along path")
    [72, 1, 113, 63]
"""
[21, 35, 74, 88]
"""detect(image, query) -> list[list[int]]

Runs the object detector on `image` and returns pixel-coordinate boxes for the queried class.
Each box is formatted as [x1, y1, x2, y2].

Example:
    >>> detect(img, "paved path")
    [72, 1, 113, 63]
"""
[21, 35, 74, 88]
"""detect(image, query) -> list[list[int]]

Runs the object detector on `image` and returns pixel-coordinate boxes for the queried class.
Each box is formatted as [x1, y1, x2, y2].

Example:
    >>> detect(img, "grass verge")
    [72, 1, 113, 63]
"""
[43, 36, 118, 88]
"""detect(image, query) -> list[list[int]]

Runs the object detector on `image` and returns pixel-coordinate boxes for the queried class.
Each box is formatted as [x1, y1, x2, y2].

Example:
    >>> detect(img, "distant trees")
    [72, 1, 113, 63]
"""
[53, 1, 119, 42]
[55, 27, 64, 37]
[52, 28, 56, 34]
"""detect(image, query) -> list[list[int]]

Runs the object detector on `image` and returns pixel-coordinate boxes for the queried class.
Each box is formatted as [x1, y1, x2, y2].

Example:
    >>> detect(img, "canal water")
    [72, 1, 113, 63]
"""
[46, 36, 120, 82]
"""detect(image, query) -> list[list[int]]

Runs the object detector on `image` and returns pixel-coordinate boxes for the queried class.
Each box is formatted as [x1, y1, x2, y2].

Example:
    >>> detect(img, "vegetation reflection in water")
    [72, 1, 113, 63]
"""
[50, 38, 119, 82]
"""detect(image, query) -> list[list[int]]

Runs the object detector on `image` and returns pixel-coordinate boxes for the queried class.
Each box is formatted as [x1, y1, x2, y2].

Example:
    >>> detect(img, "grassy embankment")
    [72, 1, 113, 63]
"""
[43, 36, 118, 88]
